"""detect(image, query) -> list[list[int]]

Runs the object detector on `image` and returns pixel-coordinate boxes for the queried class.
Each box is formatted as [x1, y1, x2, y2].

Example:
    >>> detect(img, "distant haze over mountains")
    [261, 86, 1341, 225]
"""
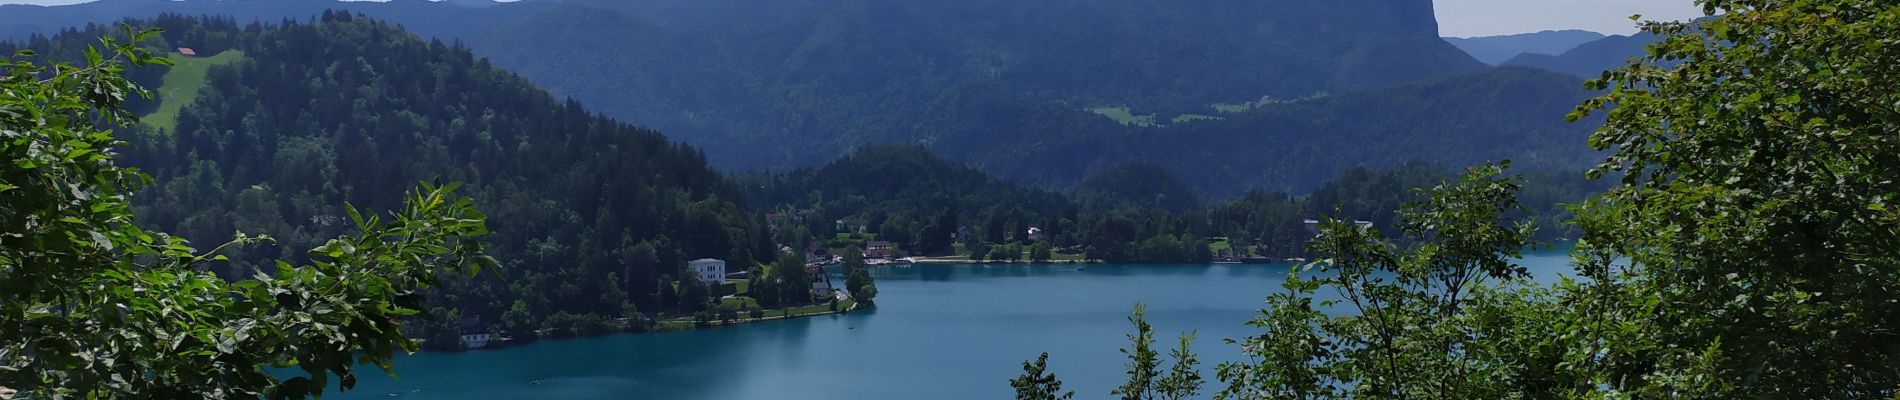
[1445, 30, 1606, 65]
[1504, 32, 1657, 78]
[1, 0, 1620, 196]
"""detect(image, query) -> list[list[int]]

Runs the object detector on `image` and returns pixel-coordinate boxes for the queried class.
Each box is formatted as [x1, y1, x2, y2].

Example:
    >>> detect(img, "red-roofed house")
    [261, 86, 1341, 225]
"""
[176, 47, 197, 57]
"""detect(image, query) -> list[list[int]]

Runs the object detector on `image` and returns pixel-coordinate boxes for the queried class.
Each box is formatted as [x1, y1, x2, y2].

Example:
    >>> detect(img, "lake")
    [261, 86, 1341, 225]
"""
[331, 246, 1574, 399]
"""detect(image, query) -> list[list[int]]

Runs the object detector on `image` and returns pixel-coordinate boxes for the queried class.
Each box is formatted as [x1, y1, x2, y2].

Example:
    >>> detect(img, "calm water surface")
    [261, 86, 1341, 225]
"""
[335, 246, 1573, 399]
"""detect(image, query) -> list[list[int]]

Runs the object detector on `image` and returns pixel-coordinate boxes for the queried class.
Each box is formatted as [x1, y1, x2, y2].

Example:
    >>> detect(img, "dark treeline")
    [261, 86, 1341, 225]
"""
[3, 14, 778, 349]
[740, 145, 1604, 264]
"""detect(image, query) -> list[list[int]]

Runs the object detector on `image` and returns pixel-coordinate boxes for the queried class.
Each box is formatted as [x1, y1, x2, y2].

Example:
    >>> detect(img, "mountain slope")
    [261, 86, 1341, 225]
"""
[0, 1, 1603, 200]
[1, 0, 1486, 173]
[460, 0, 1486, 169]
[1446, 29, 1606, 65]
[939, 66, 1600, 197]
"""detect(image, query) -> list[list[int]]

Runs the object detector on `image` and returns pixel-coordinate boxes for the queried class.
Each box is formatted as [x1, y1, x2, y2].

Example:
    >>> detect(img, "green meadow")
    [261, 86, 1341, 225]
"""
[141, 50, 244, 131]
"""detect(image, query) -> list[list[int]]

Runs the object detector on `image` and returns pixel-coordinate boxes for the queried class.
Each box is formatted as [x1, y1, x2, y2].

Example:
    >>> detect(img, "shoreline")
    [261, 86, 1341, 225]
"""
[654, 298, 866, 332]
[458, 299, 866, 352]
[893, 258, 1098, 265]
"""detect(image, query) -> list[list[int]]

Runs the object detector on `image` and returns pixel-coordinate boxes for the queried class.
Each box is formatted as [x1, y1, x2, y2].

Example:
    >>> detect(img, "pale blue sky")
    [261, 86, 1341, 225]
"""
[1434, 0, 1705, 37]
[1, 0, 1707, 38]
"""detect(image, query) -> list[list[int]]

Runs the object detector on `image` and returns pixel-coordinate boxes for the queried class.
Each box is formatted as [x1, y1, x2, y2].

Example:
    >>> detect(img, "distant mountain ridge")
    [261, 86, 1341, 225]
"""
[1445, 29, 1606, 65]
[1504, 32, 1657, 78]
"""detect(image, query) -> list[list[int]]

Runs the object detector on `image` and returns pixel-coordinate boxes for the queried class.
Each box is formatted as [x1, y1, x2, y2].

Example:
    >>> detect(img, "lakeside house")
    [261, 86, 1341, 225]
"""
[1026, 227, 1043, 242]
[459, 317, 492, 349]
[805, 243, 831, 264]
[1304, 219, 1375, 235]
[865, 241, 895, 259]
[689, 258, 727, 285]
[805, 264, 836, 297]
[461, 332, 492, 349]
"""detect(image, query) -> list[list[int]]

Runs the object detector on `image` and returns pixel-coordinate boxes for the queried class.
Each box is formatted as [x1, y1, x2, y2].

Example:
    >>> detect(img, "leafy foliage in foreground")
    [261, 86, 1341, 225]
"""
[0, 29, 489, 399]
[1214, 163, 1537, 399]
[1565, 0, 1900, 394]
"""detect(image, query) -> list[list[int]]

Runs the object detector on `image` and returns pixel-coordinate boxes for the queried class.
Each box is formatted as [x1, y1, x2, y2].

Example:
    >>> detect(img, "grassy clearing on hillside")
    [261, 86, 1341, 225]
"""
[1087, 106, 1158, 127]
[1211, 102, 1253, 113]
[141, 50, 243, 131]
[1089, 106, 1222, 126]
[1171, 114, 1222, 124]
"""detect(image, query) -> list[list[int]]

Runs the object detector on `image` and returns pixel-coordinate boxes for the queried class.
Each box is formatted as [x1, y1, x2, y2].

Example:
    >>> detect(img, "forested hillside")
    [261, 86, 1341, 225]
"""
[947, 66, 1601, 196]
[1071, 164, 1203, 213]
[2, 14, 774, 347]
[451, 0, 1482, 171]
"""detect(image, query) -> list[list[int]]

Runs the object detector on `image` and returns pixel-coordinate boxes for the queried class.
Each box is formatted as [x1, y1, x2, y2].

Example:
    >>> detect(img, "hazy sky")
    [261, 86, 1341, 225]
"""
[2, 0, 1708, 38]
[1435, 0, 1706, 37]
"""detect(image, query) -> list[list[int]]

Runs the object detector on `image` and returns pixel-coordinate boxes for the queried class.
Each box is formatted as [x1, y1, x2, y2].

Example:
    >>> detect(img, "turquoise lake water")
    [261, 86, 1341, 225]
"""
[330, 246, 1574, 399]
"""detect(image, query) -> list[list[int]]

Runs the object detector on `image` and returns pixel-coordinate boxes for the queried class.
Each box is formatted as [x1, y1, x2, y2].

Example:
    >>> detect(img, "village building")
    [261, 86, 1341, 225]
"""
[688, 258, 727, 285]
[1026, 226, 1043, 242]
[176, 47, 197, 57]
[864, 241, 895, 259]
[1304, 219, 1374, 237]
[459, 317, 492, 349]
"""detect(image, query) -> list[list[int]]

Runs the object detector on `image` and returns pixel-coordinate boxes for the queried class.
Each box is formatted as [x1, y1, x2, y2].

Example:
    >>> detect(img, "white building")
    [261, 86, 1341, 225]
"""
[459, 317, 492, 349]
[689, 258, 727, 285]
[461, 333, 492, 349]
[808, 265, 835, 297]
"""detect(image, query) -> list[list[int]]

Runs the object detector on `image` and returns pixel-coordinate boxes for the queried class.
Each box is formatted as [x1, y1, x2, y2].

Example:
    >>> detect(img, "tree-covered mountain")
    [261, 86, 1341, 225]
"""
[946, 66, 1602, 197]
[1, 14, 777, 346]
[1503, 32, 1657, 78]
[0, 0, 1538, 194]
[1445, 29, 1606, 64]
[447, 0, 1483, 171]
